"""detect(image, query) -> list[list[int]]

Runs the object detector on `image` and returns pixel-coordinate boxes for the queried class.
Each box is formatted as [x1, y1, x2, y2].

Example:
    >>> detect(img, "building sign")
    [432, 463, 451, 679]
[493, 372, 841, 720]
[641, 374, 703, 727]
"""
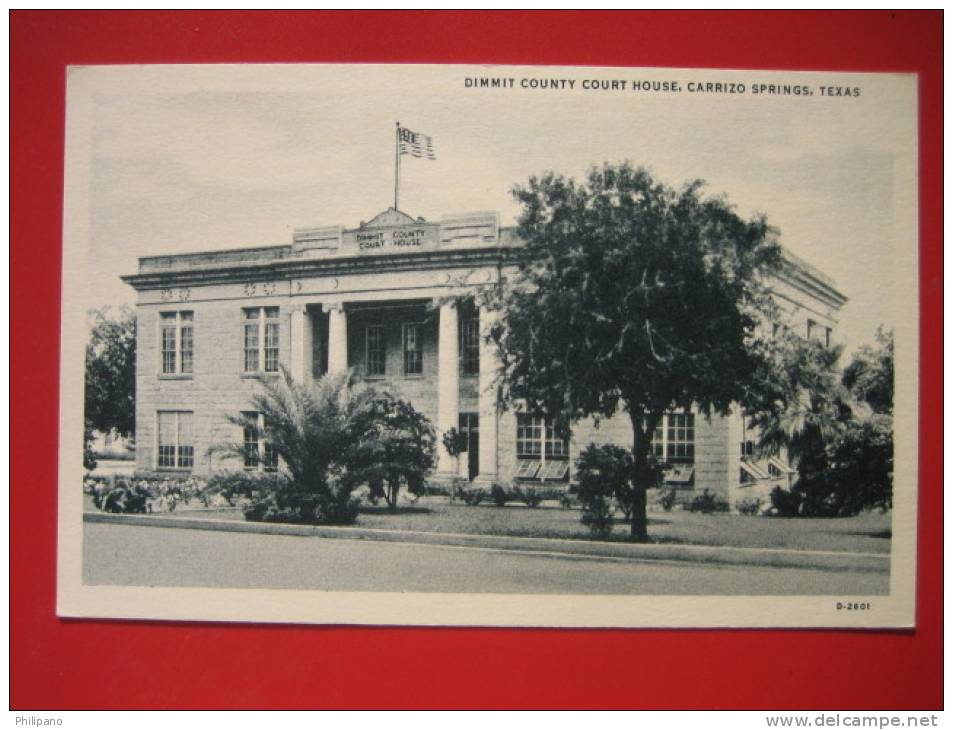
[342, 224, 440, 255]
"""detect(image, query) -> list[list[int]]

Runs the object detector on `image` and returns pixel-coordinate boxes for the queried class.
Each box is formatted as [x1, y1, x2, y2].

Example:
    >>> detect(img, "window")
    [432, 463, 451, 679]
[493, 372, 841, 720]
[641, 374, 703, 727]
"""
[516, 413, 569, 480]
[366, 324, 385, 376]
[458, 413, 479, 453]
[242, 411, 277, 471]
[807, 318, 831, 344]
[402, 323, 423, 376]
[312, 313, 328, 378]
[741, 440, 755, 458]
[160, 311, 193, 375]
[545, 420, 570, 459]
[157, 411, 194, 469]
[516, 414, 544, 458]
[243, 307, 280, 373]
[652, 412, 695, 464]
[460, 313, 480, 376]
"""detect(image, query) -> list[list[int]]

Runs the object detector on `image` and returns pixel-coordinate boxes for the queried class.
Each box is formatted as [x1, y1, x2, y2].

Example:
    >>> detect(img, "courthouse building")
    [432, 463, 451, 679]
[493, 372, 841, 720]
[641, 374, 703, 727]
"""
[122, 207, 847, 506]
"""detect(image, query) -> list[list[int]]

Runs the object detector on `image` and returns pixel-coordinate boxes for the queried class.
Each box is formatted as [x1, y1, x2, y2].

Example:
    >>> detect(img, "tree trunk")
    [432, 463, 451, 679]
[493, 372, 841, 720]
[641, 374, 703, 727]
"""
[386, 480, 398, 511]
[627, 408, 658, 543]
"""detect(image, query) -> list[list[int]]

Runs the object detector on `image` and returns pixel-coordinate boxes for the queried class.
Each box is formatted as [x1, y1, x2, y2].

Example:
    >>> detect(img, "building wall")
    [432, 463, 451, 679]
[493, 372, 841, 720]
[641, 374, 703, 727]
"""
[134, 287, 767, 503]
[493, 405, 734, 500]
[135, 294, 295, 476]
[136, 294, 483, 477]
[129, 226, 845, 501]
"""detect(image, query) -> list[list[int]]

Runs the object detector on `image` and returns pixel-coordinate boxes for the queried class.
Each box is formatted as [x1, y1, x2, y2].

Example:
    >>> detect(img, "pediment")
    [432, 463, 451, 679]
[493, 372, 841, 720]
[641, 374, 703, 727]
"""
[361, 208, 420, 228]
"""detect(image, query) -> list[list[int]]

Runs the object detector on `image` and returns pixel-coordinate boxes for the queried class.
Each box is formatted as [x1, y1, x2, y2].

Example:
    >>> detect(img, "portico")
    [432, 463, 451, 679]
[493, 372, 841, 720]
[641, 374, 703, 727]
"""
[284, 292, 499, 485]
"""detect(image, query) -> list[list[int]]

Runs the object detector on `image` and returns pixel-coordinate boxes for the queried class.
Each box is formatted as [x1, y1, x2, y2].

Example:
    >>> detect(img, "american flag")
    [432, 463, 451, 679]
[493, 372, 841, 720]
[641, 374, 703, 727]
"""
[398, 126, 436, 160]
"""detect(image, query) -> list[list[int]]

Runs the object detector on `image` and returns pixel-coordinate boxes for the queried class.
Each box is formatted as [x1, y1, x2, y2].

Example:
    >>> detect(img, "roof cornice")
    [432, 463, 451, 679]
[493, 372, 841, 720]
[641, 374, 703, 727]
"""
[121, 246, 515, 290]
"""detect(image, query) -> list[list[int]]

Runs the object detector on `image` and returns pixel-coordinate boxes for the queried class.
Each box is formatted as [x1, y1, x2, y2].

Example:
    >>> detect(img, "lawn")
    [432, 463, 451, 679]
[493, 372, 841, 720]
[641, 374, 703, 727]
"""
[148, 497, 891, 554]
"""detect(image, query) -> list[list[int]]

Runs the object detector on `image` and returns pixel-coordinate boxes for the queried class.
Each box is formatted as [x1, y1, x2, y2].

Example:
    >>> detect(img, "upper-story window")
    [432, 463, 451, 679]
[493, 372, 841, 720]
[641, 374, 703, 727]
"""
[160, 311, 193, 375]
[460, 313, 480, 376]
[243, 307, 280, 373]
[365, 324, 385, 376]
[806, 319, 834, 347]
[402, 323, 423, 376]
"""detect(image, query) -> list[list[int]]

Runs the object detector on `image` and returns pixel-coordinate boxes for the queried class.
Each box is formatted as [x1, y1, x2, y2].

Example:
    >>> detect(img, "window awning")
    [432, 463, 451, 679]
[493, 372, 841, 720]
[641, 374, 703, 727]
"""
[666, 465, 695, 484]
[768, 456, 796, 475]
[514, 460, 541, 479]
[740, 460, 770, 480]
[539, 461, 569, 480]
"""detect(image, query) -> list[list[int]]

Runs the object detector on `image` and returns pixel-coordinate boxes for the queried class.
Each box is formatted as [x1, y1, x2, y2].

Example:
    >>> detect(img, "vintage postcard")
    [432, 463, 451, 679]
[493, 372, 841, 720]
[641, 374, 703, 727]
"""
[58, 63, 918, 627]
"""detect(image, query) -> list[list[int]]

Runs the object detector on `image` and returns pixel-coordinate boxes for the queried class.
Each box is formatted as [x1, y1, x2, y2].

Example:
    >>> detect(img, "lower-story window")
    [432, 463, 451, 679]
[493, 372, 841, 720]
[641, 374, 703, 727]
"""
[242, 411, 277, 471]
[516, 413, 569, 481]
[652, 412, 695, 485]
[157, 410, 194, 469]
[652, 412, 695, 464]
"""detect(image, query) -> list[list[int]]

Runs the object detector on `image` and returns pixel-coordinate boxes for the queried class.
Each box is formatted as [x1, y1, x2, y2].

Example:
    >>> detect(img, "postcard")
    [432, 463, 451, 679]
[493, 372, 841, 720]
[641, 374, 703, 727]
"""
[58, 63, 918, 627]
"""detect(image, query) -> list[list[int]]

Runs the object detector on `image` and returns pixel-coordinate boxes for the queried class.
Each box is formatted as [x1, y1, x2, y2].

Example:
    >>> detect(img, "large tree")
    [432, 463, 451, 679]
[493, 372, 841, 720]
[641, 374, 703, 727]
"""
[85, 306, 137, 439]
[487, 163, 781, 541]
[842, 327, 894, 415]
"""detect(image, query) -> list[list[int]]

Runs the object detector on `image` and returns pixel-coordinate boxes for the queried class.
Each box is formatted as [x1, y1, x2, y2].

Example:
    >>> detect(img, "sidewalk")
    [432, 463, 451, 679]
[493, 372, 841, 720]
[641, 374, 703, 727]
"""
[83, 511, 889, 574]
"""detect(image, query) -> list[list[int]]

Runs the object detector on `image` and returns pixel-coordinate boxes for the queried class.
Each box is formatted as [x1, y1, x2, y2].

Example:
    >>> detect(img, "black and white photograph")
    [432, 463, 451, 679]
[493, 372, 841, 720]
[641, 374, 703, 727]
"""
[58, 63, 918, 627]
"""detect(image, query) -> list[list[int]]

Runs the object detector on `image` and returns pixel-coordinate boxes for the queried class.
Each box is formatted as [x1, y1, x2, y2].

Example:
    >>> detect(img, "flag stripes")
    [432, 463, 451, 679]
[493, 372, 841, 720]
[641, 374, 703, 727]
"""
[398, 126, 436, 160]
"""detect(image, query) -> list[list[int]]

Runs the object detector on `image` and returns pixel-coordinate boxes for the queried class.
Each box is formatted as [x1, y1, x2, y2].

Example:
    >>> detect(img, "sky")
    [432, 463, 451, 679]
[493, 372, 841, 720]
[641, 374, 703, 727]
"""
[75, 64, 918, 354]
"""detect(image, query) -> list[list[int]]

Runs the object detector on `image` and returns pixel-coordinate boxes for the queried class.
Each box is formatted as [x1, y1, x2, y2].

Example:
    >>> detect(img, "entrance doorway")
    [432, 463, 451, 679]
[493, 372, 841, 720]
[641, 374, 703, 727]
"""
[459, 413, 479, 481]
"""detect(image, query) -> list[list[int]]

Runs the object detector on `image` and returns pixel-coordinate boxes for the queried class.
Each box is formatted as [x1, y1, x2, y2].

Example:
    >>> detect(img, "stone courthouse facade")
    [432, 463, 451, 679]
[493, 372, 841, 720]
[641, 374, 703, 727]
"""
[122, 207, 847, 506]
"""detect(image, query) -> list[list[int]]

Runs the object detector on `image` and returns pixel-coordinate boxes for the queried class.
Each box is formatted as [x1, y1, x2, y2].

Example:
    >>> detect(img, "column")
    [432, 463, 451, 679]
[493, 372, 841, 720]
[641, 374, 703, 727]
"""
[288, 304, 311, 383]
[324, 302, 348, 376]
[475, 306, 500, 485]
[435, 298, 460, 480]
[724, 408, 744, 508]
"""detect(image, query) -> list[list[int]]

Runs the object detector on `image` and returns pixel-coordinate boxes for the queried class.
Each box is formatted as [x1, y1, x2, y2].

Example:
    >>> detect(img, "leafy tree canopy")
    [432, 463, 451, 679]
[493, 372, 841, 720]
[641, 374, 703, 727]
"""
[489, 162, 782, 426]
[344, 394, 437, 509]
[85, 306, 136, 438]
[842, 327, 894, 414]
[486, 162, 783, 539]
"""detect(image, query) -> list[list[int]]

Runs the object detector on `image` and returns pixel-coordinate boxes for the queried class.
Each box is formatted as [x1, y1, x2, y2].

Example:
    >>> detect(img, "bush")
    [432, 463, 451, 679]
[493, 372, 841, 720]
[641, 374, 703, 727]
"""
[206, 471, 290, 505]
[457, 486, 485, 506]
[657, 485, 679, 512]
[769, 486, 802, 517]
[558, 492, 578, 509]
[441, 427, 467, 458]
[345, 393, 437, 510]
[490, 483, 509, 507]
[735, 497, 762, 516]
[580, 497, 614, 537]
[513, 484, 543, 508]
[85, 475, 216, 513]
[687, 489, 729, 514]
[423, 482, 452, 498]
[206, 470, 359, 525]
[241, 481, 360, 525]
[574, 443, 638, 532]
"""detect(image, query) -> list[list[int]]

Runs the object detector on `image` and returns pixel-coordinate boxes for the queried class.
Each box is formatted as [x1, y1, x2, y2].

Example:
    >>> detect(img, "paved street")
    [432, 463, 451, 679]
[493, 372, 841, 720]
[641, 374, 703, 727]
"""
[83, 522, 888, 595]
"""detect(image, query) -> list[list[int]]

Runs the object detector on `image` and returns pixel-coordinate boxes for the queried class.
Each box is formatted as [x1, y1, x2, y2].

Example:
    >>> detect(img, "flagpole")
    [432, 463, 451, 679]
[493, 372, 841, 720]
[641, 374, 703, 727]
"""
[394, 121, 400, 211]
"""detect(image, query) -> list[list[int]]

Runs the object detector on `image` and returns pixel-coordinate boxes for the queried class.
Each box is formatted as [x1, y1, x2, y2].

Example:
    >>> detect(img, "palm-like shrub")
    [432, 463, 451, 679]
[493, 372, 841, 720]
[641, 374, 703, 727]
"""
[747, 333, 881, 517]
[213, 368, 376, 524]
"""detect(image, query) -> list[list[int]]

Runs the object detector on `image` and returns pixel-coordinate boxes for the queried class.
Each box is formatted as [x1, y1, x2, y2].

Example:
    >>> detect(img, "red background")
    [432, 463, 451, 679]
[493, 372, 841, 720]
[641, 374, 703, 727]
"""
[10, 11, 942, 710]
